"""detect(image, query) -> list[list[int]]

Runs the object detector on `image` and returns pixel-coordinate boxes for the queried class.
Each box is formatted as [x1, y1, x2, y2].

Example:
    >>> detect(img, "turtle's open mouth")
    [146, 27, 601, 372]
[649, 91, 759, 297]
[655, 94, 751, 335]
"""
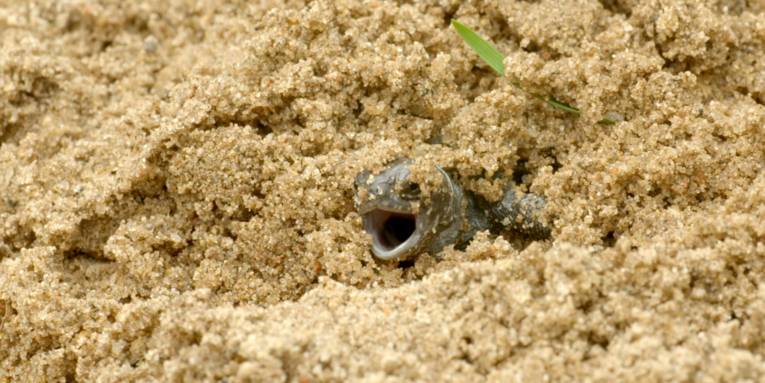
[363, 209, 418, 259]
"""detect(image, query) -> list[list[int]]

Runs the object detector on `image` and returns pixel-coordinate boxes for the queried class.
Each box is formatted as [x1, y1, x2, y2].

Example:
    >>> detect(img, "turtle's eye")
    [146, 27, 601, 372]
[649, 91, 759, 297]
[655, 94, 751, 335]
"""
[399, 181, 421, 200]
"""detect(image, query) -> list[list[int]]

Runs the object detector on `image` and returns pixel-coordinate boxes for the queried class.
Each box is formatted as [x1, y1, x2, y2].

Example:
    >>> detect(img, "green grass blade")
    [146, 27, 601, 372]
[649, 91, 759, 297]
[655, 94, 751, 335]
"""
[597, 118, 617, 125]
[451, 20, 608, 119]
[546, 97, 580, 115]
[597, 112, 623, 125]
[451, 19, 505, 76]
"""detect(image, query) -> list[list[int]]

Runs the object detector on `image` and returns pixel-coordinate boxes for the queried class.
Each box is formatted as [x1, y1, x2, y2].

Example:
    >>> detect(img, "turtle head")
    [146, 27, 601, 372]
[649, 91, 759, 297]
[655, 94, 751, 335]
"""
[354, 159, 464, 260]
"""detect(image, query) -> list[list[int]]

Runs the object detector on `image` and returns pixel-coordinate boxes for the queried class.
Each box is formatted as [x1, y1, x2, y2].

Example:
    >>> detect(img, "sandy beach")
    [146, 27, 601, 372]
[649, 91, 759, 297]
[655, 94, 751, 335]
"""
[2, 0, 765, 381]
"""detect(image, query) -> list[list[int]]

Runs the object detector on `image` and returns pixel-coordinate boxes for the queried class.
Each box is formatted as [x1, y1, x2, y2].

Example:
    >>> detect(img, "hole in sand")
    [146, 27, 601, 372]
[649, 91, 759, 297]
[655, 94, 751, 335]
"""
[372, 211, 416, 251]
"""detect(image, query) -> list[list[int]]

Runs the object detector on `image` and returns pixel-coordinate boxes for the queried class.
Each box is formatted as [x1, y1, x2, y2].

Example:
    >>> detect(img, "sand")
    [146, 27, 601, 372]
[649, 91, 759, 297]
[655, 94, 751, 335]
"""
[1, 0, 765, 381]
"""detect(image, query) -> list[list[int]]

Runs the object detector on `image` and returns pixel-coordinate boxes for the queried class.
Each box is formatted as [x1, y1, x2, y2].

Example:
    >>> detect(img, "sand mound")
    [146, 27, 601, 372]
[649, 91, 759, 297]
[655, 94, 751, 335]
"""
[2, 0, 765, 381]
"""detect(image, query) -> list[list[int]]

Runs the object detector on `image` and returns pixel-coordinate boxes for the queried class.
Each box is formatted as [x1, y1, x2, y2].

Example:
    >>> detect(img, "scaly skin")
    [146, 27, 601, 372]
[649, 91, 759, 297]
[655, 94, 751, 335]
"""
[354, 159, 550, 260]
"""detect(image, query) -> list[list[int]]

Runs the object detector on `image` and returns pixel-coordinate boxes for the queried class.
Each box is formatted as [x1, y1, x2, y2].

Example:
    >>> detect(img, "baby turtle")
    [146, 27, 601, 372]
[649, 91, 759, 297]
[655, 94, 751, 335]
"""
[354, 159, 549, 260]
